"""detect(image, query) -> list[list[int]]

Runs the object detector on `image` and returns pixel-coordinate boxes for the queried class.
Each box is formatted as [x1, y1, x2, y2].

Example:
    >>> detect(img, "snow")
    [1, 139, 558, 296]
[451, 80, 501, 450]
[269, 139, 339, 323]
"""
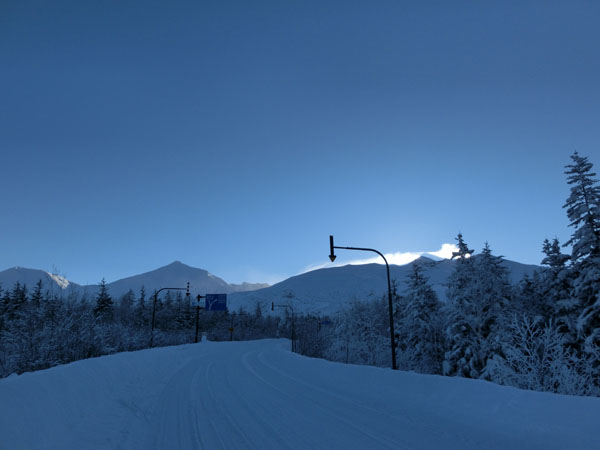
[46, 272, 70, 289]
[1, 340, 598, 450]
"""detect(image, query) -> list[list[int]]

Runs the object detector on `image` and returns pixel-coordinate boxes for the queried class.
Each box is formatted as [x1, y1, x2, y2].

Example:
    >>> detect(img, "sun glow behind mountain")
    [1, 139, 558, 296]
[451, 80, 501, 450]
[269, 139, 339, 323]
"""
[303, 243, 459, 273]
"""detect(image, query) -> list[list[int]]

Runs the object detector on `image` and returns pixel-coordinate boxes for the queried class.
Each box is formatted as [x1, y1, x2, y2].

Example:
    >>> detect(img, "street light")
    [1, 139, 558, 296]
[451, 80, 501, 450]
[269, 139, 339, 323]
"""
[329, 235, 397, 370]
[150, 282, 190, 347]
[272, 302, 296, 352]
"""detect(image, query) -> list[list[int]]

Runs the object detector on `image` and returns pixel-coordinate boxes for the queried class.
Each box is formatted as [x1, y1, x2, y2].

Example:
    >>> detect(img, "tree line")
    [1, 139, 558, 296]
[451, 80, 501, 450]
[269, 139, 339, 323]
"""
[0, 280, 281, 377]
[294, 152, 599, 397]
[1, 152, 598, 398]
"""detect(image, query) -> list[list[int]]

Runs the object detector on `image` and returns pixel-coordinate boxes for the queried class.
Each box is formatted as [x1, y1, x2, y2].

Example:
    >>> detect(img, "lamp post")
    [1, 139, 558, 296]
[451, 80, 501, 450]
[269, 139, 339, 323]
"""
[272, 302, 296, 352]
[150, 282, 190, 347]
[329, 235, 397, 370]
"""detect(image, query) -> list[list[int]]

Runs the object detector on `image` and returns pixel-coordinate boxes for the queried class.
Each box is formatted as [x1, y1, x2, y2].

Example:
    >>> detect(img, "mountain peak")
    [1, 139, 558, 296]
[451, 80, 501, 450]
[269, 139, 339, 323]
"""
[159, 261, 195, 271]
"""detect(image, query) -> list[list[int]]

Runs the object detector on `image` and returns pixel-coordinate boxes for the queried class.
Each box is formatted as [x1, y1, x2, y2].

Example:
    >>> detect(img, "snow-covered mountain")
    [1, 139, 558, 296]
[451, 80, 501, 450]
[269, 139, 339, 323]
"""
[228, 256, 540, 315]
[0, 262, 268, 299]
[0, 267, 80, 294]
[1, 257, 539, 314]
[80, 261, 233, 298]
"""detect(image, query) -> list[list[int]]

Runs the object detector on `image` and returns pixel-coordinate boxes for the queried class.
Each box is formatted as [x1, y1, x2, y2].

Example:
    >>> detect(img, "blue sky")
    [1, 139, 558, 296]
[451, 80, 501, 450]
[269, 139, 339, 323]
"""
[1, 1, 599, 285]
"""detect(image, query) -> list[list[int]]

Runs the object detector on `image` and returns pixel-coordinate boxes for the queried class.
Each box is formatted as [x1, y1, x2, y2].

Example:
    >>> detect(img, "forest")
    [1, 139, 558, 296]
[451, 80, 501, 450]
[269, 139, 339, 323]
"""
[1, 152, 598, 397]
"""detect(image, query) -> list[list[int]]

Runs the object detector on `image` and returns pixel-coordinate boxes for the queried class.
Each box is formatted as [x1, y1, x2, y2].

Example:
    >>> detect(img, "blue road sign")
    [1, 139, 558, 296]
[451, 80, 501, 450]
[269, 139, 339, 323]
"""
[205, 294, 227, 311]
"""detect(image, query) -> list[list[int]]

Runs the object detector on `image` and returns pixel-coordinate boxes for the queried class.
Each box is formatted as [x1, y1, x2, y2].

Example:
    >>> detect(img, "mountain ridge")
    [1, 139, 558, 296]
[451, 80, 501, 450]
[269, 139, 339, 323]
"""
[0, 262, 268, 298]
[1, 257, 541, 315]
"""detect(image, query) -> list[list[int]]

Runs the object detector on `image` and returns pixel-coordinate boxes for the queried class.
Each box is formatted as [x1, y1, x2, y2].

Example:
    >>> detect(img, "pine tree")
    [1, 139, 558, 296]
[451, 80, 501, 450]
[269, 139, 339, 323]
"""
[539, 238, 575, 330]
[514, 272, 548, 321]
[117, 289, 135, 325]
[174, 291, 189, 330]
[135, 286, 147, 328]
[451, 233, 474, 260]
[562, 152, 600, 377]
[444, 238, 510, 379]
[563, 152, 600, 262]
[444, 234, 477, 376]
[30, 279, 44, 308]
[94, 278, 114, 322]
[400, 262, 444, 373]
[9, 282, 28, 318]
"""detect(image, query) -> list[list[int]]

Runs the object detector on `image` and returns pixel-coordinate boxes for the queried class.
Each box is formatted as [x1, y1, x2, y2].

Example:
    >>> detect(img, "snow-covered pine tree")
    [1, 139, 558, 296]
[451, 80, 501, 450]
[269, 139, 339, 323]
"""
[5, 282, 28, 319]
[514, 272, 547, 320]
[444, 237, 510, 379]
[399, 261, 444, 374]
[475, 243, 513, 378]
[135, 286, 147, 328]
[444, 233, 477, 377]
[174, 291, 189, 330]
[117, 289, 135, 325]
[538, 238, 575, 330]
[93, 278, 114, 322]
[562, 152, 600, 378]
[30, 279, 44, 309]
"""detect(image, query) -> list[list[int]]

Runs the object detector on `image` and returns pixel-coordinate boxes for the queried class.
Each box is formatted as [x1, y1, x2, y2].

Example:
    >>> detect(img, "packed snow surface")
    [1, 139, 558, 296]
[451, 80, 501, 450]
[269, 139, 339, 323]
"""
[1, 340, 598, 450]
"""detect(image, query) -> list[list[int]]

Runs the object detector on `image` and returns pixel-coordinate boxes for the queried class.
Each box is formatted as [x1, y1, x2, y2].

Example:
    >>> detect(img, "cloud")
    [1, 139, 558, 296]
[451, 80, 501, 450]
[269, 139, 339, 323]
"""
[428, 243, 460, 259]
[302, 243, 459, 274]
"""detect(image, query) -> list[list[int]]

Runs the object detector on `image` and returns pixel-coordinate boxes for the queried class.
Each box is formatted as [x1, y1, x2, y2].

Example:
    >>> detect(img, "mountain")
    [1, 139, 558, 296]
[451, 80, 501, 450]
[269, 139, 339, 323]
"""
[228, 256, 541, 315]
[229, 282, 270, 293]
[1, 257, 540, 314]
[0, 262, 268, 299]
[0, 267, 80, 295]
[81, 261, 230, 298]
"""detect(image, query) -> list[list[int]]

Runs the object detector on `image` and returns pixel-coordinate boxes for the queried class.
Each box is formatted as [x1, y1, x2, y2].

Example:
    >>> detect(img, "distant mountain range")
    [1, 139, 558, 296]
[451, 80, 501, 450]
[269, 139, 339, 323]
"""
[0, 257, 540, 315]
[0, 261, 269, 299]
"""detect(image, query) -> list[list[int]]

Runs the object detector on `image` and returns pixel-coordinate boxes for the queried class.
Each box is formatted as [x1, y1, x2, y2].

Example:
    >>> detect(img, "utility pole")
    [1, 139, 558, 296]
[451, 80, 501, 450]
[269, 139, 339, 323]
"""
[329, 235, 397, 370]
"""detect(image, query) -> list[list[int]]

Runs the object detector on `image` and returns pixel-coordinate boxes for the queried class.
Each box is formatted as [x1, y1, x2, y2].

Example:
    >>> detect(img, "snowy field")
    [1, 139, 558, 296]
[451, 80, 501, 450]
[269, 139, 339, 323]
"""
[1, 339, 599, 450]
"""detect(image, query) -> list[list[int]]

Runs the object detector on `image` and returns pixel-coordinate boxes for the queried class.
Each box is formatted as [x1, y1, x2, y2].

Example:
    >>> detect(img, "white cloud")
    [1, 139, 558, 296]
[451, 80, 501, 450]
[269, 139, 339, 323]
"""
[302, 243, 459, 274]
[428, 243, 459, 260]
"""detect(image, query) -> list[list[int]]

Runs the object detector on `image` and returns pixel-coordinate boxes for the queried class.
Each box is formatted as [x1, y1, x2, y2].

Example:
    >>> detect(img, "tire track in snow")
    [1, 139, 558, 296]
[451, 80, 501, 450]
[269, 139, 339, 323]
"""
[240, 349, 414, 450]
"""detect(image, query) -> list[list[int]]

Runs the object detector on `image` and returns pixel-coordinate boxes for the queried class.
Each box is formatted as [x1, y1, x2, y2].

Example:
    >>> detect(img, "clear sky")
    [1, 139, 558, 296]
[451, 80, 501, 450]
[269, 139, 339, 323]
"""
[1, 1, 599, 285]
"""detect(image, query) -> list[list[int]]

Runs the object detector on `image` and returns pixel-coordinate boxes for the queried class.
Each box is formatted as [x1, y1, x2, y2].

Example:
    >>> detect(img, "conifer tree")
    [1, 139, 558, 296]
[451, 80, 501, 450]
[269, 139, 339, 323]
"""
[514, 272, 548, 321]
[400, 262, 444, 373]
[117, 289, 135, 325]
[174, 291, 189, 330]
[94, 278, 114, 322]
[444, 233, 477, 376]
[30, 279, 44, 309]
[9, 282, 28, 318]
[539, 238, 574, 329]
[564, 152, 600, 262]
[562, 152, 600, 374]
[444, 238, 509, 379]
[136, 286, 147, 328]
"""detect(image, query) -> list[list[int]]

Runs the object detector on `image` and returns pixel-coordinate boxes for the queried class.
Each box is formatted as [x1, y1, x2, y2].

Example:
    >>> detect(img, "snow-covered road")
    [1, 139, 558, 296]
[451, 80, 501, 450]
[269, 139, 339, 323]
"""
[1, 339, 599, 450]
